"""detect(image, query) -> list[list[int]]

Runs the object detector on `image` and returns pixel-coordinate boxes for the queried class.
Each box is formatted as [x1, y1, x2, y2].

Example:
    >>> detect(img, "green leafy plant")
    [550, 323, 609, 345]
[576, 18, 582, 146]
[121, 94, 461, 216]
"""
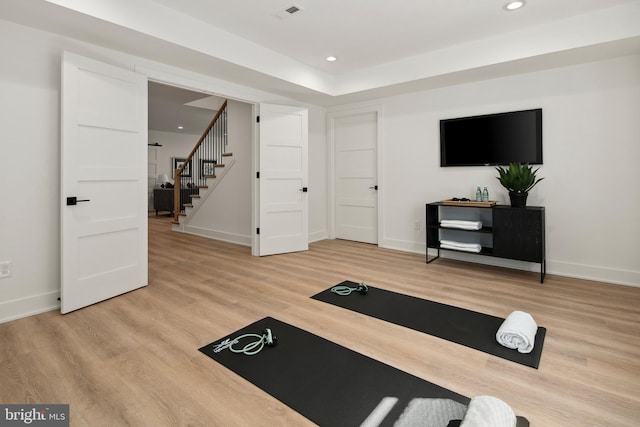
[495, 163, 544, 194]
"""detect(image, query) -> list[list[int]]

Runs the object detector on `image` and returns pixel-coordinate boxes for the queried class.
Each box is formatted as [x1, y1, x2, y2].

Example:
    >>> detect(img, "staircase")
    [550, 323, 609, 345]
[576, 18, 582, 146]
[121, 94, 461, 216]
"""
[170, 100, 231, 225]
[172, 153, 235, 230]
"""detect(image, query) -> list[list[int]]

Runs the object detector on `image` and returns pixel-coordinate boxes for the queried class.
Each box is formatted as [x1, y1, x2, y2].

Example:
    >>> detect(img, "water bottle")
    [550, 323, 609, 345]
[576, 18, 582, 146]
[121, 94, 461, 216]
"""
[475, 186, 482, 202]
[482, 186, 489, 202]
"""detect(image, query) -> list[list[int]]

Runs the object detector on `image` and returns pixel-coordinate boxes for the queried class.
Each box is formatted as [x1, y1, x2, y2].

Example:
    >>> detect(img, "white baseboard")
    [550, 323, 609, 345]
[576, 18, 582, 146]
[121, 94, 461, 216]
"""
[433, 250, 541, 273]
[0, 291, 60, 324]
[381, 238, 426, 255]
[381, 238, 639, 287]
[178, 225, 251, 247]
[547, 260, 640, 288]
[309, 230, 328, 243]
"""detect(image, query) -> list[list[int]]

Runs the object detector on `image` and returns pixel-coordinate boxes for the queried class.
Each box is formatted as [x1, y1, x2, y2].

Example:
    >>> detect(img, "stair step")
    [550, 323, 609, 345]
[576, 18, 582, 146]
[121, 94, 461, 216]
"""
[178, 212, 186, 217]
[197, 185, 208, 189]
[170, 220, 180, 225]
[191, 195, 201, 199]
[203, 174, 217, 179]
[183, 204, 193, 208]
[222, 152, 233, 157]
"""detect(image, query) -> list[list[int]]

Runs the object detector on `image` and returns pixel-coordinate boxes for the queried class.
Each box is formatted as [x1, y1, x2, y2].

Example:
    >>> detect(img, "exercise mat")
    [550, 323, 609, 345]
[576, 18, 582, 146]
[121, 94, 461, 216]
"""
[311, 281, 545, 369]
[199, 317, 529, 427]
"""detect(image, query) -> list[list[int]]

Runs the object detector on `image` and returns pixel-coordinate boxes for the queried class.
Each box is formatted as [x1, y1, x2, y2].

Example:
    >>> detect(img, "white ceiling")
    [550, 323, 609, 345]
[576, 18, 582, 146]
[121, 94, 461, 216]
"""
[151, 0, 640, 75]
[148, 82, 225, 134]
[1, 0, 640, 108]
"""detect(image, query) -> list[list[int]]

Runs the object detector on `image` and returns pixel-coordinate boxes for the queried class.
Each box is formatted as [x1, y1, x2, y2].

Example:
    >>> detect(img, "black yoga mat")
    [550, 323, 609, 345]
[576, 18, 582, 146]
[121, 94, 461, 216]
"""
[200, 317, 528, 427]
[311, 281, 545, 369]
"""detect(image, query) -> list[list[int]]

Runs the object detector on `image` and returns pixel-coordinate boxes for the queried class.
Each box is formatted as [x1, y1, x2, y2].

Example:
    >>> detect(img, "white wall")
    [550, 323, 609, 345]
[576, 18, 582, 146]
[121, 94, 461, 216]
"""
[308, 104, 329, 242]
[0, 19, 328, 322]
[0, 21, 63, 321]
[346, 54, 640, 286]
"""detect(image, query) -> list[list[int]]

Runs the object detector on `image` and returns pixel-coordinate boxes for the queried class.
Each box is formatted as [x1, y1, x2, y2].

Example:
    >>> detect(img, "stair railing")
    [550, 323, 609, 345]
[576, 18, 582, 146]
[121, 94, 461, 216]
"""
[173, 100, 228, 223]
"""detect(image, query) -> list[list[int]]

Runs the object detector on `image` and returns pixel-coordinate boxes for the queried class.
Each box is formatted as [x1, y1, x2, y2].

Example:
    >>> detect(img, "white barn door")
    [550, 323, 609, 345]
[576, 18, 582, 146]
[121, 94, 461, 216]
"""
[258, 103, 309, 256]
[60, 52, 148, 313]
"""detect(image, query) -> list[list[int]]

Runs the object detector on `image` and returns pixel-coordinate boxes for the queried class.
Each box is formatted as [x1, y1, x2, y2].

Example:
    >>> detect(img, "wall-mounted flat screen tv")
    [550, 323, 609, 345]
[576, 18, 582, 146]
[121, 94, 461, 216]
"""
[440, 108, 542, 166]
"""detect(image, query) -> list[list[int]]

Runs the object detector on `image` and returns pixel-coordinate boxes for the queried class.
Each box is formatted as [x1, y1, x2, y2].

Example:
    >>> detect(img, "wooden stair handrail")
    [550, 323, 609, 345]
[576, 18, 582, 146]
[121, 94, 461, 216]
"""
[174, 100, 228, 222]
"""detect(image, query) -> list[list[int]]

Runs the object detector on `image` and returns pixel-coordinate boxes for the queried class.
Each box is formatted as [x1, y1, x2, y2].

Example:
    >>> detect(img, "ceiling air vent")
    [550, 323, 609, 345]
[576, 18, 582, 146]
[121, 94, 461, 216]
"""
[275, 4, 303, 19]
[286, 6, 300, 14]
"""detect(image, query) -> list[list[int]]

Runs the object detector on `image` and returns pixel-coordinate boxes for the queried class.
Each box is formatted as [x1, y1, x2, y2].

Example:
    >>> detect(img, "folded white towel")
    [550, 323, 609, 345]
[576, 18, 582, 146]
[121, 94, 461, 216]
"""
[460, 396, 516, 427]
[440, 240, 482, 253]
[440, 244, 482, 253]
[440, 220, 483, 230]
[496, 311, 538, 354]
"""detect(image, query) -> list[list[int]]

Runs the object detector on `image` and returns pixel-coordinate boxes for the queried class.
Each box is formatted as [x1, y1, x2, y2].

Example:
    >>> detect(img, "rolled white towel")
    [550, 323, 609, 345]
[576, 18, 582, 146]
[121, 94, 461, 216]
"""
[496, 311, 538, 354]
[459, 396, 516, 427]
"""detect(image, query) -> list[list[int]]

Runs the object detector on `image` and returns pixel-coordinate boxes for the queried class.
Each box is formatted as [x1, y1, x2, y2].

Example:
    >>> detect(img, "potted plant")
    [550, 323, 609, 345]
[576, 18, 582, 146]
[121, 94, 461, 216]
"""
[495, 163, 544, 207]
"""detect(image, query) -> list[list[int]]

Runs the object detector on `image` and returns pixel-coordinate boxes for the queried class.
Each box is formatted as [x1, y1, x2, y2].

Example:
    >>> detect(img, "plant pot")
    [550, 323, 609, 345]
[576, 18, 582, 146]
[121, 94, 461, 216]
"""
[509, 191, 528, 208]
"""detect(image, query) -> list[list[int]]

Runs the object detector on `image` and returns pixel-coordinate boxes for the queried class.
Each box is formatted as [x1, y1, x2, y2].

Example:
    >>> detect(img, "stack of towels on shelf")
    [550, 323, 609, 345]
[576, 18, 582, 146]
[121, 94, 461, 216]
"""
[440, 220, 483, 230]
[496, 311, 538, 354]
[439, 240, 482, 253]
[439, 220, 483, 253]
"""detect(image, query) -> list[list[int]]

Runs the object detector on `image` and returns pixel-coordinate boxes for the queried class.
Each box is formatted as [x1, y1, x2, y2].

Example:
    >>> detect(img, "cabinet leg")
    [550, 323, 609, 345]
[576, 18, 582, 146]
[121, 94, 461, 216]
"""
[540, 260, 546, 283]
[426, 249, 440, 264]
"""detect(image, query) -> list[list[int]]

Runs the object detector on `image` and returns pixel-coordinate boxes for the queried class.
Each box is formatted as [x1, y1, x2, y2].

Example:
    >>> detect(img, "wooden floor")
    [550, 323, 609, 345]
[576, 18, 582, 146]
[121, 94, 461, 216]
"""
[1, 216, 640, 426]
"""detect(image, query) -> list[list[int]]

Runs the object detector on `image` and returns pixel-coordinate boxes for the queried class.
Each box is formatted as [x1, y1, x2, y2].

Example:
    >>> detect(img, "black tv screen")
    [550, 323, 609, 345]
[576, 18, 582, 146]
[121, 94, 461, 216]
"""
[440, 108, 542, 166]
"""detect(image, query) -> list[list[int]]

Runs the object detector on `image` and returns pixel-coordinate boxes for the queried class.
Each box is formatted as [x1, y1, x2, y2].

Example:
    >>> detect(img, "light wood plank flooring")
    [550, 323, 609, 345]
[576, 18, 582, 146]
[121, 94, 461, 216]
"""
[1, 215, 639, 426]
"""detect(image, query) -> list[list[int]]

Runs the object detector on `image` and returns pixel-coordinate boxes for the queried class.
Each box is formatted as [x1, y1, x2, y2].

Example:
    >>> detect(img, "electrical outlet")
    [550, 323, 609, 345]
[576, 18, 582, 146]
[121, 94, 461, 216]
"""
[0, 261, 12, 279]
[414, 220, 421, 231]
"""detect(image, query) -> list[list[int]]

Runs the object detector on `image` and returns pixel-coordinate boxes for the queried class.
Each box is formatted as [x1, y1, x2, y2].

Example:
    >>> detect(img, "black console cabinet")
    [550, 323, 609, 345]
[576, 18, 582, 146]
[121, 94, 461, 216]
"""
[426, 202, 545, 282]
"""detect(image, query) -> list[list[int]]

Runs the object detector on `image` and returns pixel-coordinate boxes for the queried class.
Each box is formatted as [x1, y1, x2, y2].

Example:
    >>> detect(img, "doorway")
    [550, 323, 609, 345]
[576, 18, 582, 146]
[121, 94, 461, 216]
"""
[146, 83, 309, 256]
[147, 81, 227, 215]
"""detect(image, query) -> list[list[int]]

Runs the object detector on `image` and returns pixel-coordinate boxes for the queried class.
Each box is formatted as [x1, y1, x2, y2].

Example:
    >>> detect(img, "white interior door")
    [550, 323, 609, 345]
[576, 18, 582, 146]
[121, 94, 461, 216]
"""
[335, 111, 378, 244]
[61, 52, 148, 314]
[258, 103, 308, 256]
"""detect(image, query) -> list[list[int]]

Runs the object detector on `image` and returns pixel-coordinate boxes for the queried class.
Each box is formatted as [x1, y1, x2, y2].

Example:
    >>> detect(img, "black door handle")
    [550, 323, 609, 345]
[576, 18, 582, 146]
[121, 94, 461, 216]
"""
[369, 185, 378, 190]
[300, 187, 308, 192]
[66, 197, 91, 206]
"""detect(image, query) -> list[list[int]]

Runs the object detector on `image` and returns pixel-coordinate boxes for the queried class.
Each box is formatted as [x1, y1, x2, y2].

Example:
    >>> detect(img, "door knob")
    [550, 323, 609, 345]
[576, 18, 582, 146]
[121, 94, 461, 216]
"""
[369, 185, 378, 190]
[300, 187, 308, 192]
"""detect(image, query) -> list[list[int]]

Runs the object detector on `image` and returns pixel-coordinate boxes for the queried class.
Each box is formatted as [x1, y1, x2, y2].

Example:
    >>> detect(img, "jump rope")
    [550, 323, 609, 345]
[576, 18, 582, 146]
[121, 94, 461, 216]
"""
[228, 328, 277, 356]
[330, 282, 369, 296]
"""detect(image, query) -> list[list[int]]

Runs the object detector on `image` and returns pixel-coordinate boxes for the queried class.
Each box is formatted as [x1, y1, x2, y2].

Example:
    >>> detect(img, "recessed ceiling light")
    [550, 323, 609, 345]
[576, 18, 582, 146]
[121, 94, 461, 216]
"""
[177, 126, 184, 130]
[505, 1, 525, 10]
[326, 56, 337, 62]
